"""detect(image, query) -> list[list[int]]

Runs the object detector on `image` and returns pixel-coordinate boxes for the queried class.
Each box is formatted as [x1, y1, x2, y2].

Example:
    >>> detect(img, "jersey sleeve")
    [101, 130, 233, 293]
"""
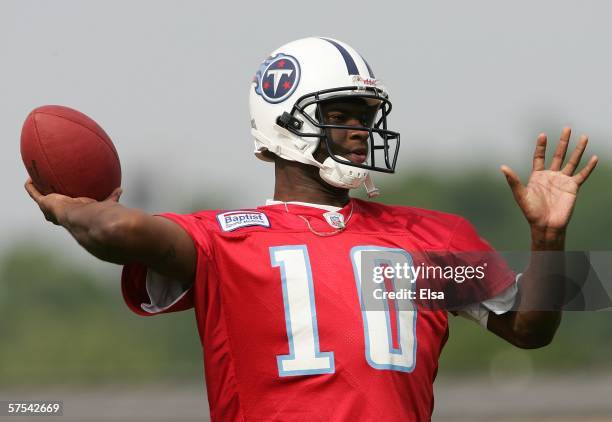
[456, 274, 521, 327]
[446, 216, 517, 306]
[121, 212, 212, 316]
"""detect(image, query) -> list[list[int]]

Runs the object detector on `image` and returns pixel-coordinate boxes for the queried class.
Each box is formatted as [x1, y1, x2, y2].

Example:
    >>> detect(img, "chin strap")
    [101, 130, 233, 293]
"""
[257, 129, 382, 196]
[364, 174, 380, 197]
[319, 158, 381, 197]
[319, 157, 369, 190]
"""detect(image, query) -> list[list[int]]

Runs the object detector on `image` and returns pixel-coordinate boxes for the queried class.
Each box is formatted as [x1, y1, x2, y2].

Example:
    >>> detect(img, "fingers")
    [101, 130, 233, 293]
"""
[562, 135, 588, 175]
[500, 165, 526, 203]
[532, 133, 547, 171]
[24, 178, 43, 203]
[549, 127, 571, 171]
[573, 155, 598, 185]
[104, 187, 123, 203]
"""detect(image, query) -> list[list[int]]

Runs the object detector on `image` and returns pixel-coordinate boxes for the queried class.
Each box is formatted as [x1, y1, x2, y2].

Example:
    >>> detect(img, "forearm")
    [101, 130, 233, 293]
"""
[513, 230, 565, 341]
[26, 180, 196, 281]
[59, 201, 145, 264]
[519, 228, 566, 309]
[58, 200, 195, 282]
[489, 228, 566, 348]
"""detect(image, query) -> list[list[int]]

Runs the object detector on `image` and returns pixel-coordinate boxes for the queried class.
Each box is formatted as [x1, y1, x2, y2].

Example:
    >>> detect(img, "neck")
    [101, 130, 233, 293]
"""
[273, 157, 350, 208]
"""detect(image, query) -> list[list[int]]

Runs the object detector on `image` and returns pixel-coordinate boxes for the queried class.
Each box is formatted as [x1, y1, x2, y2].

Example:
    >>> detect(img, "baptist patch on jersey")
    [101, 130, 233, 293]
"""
[217, 211, 271, 232]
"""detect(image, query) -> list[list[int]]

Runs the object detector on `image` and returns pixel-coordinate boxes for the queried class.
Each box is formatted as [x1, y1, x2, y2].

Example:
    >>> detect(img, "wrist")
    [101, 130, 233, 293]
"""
[530, 226, 566, 250]
[57, 201, 94, 229]
[56, 203, 76, 228]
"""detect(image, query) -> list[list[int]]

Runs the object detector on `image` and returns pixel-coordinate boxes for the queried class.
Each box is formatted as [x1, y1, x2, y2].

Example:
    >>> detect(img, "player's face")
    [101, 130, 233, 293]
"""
[316, 98, 381, 165]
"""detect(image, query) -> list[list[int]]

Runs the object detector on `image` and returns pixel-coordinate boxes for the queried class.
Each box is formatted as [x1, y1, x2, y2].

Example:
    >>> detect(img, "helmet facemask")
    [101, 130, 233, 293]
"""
[276, 86, 400, 175]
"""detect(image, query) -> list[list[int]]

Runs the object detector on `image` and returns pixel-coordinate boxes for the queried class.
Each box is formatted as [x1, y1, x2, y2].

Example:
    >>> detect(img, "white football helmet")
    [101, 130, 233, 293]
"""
[249, 37, 400, 197]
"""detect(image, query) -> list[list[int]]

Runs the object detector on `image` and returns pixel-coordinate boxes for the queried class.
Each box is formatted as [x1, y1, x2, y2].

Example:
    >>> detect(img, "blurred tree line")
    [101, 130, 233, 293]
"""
[0, 248, 202, 387]
[0, 164, 610, 387]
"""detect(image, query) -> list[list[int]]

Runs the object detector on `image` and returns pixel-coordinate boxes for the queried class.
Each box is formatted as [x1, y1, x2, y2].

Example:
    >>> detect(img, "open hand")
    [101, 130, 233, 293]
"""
[500, 128, 598, 235]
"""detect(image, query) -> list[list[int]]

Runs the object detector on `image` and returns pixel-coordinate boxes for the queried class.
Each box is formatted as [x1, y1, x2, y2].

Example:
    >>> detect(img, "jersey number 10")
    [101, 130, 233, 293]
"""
[270, 245, 417, 377]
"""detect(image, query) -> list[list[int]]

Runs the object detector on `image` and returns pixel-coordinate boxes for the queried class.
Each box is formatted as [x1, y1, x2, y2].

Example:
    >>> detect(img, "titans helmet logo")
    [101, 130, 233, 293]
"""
[253, 53, 301, 104]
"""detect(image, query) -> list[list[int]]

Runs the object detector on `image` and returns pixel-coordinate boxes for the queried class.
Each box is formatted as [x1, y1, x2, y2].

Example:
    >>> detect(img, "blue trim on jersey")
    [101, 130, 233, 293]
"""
[270, 245, 335, 377]
[320, 37, 360, 75]
[350, 246, 418, 373]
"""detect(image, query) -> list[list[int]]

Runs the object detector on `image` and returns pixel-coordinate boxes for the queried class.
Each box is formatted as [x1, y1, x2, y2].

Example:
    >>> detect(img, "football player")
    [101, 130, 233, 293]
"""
[25, 37, 598, 421]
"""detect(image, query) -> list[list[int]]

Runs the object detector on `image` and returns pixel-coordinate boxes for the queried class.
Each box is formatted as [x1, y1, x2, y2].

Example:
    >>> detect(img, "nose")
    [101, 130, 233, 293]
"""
[349, 128, 369, 142]
[344, 117, 368, 139]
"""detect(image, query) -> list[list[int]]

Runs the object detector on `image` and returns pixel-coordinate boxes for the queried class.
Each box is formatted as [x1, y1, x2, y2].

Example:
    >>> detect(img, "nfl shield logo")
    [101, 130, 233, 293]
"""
[323, 211, 345, 229]
[254, 53, 301, 104]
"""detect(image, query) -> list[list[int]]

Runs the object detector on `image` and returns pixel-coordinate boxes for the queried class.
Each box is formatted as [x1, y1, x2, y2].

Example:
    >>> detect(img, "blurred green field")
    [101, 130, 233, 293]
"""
[1, 164, 610, 387]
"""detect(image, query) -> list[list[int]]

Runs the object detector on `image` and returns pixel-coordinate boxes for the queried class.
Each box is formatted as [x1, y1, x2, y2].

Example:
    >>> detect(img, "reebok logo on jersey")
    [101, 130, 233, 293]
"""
[217, 211, 270, 232]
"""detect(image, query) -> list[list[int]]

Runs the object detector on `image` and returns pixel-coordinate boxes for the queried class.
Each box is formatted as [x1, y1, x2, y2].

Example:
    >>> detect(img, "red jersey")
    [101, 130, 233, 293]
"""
[122, 199, 515, 421]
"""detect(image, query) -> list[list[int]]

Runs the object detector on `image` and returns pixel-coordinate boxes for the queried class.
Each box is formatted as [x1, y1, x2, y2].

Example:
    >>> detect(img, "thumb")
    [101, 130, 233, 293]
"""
[105, 187, 123, 203]
[500, 165, 525, 202]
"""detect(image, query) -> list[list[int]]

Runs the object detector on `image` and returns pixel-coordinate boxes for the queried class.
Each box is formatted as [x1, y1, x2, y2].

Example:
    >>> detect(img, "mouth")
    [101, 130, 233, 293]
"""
[344, 148, 367, 164]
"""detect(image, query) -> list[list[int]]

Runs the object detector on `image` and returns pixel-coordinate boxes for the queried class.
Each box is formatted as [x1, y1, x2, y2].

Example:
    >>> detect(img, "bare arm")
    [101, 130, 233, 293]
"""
[25, 180, 196, 285]
[488, 233, 565, 348]
[487, 128, 597, 349]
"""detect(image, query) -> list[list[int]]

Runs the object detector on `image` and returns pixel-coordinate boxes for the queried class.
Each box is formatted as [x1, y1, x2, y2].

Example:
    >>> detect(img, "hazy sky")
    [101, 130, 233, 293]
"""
[1, 0, 610, 254]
